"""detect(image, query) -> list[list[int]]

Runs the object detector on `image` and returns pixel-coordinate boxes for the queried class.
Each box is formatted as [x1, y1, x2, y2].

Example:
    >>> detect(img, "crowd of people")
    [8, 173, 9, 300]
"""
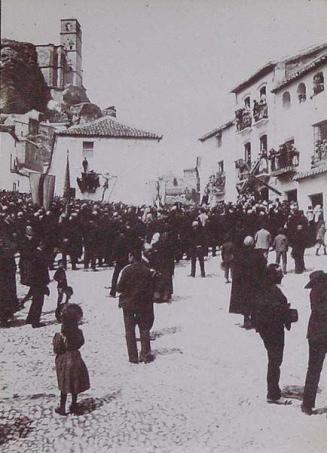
[0, 189, 326, 415]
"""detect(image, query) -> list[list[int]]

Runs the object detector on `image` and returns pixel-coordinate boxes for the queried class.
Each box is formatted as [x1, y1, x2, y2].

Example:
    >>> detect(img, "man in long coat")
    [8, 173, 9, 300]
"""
[0, 232, 18, 326]
[25, 243, 50, 328]
[229, 236, 267, 328]
[302, 270, 327, 414]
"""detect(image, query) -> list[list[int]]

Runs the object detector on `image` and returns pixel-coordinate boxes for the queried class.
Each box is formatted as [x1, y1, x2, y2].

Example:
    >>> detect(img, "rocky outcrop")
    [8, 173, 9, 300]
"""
[0, 39, 51, 114]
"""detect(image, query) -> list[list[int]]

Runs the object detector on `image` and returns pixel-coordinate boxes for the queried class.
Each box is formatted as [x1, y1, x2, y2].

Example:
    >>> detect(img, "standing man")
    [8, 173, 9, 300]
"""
[229, 236, 267, 329]
[255, 224, 271, 259]
[254, 264, 292, 405]
[25, 243, 50, 328]
[189, 221, 206, 278]
[117, 249, 155, 364]
[291, 224, 307, 274]
[109, 230, 130, 298]
[302, 270, 327, 415]
[272, 228, 289, 274]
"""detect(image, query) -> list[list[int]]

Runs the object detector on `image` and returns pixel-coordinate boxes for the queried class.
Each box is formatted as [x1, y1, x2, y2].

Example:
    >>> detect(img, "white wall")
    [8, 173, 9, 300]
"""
[199, 123, 238, 203]
[274, 64, 327, 171]
[274, 63, 327, 207]
[234, 71, 275, 168]
[0, 132, 31, 193]
[50, 136, 163, 205]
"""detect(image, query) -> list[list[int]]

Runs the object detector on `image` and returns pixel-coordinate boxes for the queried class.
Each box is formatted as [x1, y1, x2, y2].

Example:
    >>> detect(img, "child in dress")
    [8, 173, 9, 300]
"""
[53, 304, 90, 415]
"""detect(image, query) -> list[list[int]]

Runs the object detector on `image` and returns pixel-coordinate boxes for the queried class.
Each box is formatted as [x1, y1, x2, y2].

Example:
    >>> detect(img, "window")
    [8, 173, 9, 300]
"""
[244, 96, 251, 109]
[313, 120, 327, 165]
[218, 160, 224, 173]
[282, 91, 291, 109]
[313, 72, 324, 95]
[244, 142, 251, 167]
[314, 120, 327, 142]
[286, 189, 297, 202]
[260, 135, 267, 153]
[173, 177, 178, 187]
[297, 83, 306, 102]
[82, 141, 94, 158]
[259, 86, 266, 101]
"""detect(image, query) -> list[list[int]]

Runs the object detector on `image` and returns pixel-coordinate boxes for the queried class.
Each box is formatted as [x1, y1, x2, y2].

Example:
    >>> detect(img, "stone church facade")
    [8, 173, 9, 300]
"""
[35, 19, 84, 102]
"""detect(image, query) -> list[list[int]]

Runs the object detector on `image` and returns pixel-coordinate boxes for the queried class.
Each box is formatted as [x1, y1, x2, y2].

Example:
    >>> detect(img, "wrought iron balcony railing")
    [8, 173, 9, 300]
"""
[269, 145, 299, 175]
[311, 140, 327, 167]
[253, 102, 268, 122]
[235, 108, 252, 131]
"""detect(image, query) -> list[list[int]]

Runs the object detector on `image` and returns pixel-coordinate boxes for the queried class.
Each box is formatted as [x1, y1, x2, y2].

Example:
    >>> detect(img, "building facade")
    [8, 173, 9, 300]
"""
[49, 115, 163, 205]
[199, 43, 327, 209]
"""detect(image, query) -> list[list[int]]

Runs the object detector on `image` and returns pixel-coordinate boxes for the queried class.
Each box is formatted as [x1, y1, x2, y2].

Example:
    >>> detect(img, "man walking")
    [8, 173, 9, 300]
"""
[117, 249, 155, 364]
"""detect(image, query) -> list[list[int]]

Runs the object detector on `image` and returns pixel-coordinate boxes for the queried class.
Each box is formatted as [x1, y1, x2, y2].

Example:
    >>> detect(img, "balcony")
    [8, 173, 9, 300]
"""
[269, 144, 299, 176]
[311, 140, 327, 168]
[205, 171, 226, 195]
[235, 108, 252, 131]
[253, 101, 268, 123]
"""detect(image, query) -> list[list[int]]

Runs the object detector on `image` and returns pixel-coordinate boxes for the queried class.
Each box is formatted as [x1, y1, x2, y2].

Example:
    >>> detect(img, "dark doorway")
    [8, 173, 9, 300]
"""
[286, 189, 297, 202]
[310, 192, 323, 208]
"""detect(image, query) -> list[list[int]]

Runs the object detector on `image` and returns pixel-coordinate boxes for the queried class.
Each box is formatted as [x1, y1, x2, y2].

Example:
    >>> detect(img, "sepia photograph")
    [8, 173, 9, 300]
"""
[1, 0, 327, 451]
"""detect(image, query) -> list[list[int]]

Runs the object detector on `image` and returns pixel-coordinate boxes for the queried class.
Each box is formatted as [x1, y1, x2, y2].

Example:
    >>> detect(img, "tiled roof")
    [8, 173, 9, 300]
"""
[230, 43, 327, 95]
[230, 62, 276, 94]
[199, 120, 234, 142]
[293, 164, 327, 181]
[56, 116, 162, 140]
[272, 53, 327, 93]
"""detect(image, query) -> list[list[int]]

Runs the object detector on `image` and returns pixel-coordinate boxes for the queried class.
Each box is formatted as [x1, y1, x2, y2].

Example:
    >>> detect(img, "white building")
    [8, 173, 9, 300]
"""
[199, 120, 237, 205]
[0, 125, 33, 193]
[271, 47, 327, 209]
[49, 115, 163, 205]
[199, 43, 327, 209]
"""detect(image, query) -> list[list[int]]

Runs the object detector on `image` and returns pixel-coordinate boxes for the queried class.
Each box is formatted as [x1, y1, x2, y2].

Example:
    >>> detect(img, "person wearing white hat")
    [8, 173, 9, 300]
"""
[229, 235, 267, 329]
[188, 221, 206, 278]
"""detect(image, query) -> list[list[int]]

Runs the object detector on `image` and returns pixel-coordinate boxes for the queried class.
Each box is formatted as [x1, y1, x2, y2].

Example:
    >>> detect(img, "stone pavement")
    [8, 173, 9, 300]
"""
[1, 250, 327, 453]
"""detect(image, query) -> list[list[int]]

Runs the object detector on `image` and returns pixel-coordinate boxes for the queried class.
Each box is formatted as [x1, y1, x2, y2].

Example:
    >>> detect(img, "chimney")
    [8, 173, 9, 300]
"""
[102, 106, 117, 118]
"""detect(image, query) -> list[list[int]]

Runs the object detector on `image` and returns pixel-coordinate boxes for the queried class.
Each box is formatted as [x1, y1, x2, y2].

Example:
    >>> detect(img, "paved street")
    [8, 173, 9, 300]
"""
[1, 250, 327, 453]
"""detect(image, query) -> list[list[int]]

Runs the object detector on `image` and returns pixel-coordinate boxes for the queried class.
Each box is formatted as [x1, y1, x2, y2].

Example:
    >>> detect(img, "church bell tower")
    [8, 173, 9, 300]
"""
[60, 18, 83, 87]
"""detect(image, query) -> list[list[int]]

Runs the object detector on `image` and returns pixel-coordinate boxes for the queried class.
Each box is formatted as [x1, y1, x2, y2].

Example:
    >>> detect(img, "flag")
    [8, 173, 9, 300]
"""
[29, 172, 42, 205]
[43, 175, 55, 210]
[63, 152, 71, 201]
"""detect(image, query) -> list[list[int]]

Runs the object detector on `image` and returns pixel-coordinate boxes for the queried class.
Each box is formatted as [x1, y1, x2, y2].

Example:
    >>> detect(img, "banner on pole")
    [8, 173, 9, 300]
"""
[29, 173, 42, 206]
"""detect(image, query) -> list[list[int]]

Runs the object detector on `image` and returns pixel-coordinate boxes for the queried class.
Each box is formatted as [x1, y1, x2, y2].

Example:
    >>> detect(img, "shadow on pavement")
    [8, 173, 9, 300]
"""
[73, 391, 121, 416]
[150, 326, 182, 340]
[0, 416, 33, 446]
[282, 384, 321, 401]
[153, 347, 183, 357]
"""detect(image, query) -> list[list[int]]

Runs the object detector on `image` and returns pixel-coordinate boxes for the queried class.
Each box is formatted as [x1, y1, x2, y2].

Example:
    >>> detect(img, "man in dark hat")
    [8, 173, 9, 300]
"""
[117, 249, 155, 363]
[302, 270, 327, 414]
[253, 264, 292, 405]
